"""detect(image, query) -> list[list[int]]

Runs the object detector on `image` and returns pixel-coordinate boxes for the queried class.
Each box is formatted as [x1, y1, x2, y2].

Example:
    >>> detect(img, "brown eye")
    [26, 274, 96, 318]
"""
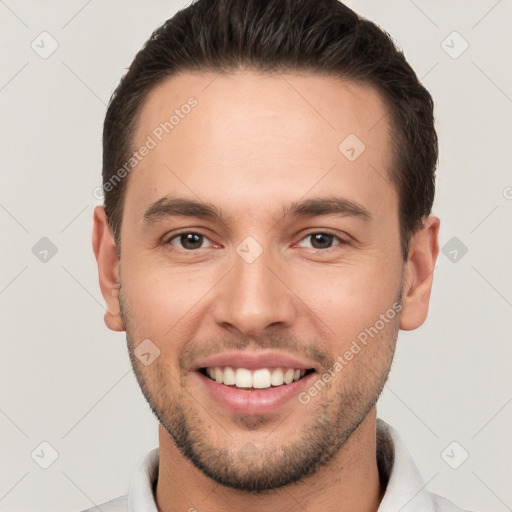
[297, 232, 343, 250]
[310, 233, 335, 249]
[168, 232, 210, 250]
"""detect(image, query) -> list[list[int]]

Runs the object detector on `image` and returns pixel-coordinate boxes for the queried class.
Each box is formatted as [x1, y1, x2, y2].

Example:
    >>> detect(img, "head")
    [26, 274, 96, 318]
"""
[93, 0, 440, 493]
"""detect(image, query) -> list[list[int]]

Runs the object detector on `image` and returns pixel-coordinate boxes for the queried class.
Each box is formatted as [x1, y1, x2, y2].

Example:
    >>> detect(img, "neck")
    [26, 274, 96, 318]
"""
[155, 408, 382, 512]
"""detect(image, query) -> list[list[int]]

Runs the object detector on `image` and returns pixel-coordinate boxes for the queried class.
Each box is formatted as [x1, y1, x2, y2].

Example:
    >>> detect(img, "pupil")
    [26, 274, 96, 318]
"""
[311, 233, 333, 249]
[182, 233, 202, 249]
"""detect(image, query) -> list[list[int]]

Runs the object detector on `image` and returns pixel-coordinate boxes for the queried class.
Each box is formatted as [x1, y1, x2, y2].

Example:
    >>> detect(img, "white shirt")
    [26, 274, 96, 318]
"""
[80, 419, 471, 512]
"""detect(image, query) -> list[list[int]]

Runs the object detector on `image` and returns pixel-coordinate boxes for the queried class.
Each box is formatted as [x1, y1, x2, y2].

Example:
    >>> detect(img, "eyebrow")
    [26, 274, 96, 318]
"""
[142, 195, 371, 226]
[143, 197, 224, 225]
[282, 196, 371, 221]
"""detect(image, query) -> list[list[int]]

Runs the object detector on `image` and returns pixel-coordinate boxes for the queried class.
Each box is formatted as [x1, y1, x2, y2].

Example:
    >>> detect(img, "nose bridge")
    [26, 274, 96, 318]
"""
[213, 242, 296, 335]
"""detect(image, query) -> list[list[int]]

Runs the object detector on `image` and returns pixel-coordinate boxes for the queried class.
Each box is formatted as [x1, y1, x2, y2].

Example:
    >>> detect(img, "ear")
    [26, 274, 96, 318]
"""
[400, 215, 440, 331]
[92, 206, 125, 332]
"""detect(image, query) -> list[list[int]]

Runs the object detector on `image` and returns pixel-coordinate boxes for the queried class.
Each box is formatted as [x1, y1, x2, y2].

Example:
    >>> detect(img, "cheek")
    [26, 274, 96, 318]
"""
[121, 259, 218, 347]
[293, 257, 402, 343]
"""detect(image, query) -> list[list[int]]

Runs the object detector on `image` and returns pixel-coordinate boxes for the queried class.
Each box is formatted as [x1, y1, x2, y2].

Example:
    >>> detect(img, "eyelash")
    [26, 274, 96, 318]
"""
[164, 230, 346, 253]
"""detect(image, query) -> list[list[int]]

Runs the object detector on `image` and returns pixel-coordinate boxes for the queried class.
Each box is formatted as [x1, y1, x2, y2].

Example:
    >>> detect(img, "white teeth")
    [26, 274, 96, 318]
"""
[252, 369, 271, 389]
[235, 368, 253, 388]
[204, 366, 309, 389]
[223, 366, 236, 385]
[283, 368, 295, 384]
[270, 368, 284, 386]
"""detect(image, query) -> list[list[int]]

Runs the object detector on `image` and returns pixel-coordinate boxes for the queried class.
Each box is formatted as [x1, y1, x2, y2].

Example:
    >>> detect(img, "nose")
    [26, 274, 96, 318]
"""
[212, 246, 297, 337]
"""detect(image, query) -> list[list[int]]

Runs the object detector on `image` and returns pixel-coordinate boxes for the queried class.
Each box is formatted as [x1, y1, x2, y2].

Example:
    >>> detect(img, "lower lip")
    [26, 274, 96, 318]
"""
[196, 370, 316, 415]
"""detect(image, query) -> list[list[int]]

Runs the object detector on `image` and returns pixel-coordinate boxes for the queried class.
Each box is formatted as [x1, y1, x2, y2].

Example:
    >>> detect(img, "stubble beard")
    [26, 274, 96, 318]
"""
[119, 292, 400, 493]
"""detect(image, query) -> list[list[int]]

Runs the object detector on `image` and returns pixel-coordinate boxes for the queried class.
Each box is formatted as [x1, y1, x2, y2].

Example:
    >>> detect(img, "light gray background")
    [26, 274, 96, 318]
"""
[1, 1, 511, 511]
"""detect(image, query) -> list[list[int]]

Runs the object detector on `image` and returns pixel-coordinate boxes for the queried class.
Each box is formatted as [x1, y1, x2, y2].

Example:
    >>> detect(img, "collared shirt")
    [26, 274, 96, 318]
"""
[80, 419, 471, 512]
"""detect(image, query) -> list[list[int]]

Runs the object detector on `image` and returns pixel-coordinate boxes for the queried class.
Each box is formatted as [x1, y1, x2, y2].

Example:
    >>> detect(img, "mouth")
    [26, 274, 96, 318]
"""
[199, 366, 316, 390]
[195, 366, 318, 415]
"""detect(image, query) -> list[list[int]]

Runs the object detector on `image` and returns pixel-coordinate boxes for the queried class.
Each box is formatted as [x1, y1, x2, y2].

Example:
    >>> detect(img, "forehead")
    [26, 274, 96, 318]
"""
[134, 71, 391, 150]
[126, 71, 396, 223]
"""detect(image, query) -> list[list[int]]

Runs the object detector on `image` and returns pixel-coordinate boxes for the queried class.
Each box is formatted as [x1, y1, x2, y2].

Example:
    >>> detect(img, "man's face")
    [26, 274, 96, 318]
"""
[116, 71, 404, 491]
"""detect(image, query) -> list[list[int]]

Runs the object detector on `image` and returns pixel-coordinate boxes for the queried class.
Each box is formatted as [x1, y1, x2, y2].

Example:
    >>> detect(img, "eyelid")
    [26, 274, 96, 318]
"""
[295, 230, 347, 250]
[164, 230, 217, 249]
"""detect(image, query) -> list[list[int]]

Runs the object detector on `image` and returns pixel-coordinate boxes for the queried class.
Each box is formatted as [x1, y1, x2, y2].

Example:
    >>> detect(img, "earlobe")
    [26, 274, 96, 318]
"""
[399, 215, 440, 331]
[92, 206, 125, 332]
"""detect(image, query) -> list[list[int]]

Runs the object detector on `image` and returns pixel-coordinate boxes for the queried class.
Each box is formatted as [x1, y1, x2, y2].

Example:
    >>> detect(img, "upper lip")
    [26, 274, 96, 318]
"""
[193, 351, 319, 372]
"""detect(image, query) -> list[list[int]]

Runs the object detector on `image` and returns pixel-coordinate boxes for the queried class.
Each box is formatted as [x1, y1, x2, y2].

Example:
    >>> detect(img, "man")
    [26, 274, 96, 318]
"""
[90, 0, 471, 510]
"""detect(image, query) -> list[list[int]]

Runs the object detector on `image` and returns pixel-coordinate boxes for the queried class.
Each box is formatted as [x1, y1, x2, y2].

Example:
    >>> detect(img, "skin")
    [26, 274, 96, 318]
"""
[92, 71, 440, 512]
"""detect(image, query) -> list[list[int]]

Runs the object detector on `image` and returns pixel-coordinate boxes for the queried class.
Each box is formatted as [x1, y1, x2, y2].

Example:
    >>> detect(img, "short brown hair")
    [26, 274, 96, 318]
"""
[102, 0, 437, 260]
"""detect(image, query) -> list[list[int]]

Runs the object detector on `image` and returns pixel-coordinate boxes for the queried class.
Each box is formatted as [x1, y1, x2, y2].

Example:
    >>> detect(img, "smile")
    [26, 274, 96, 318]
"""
[196, 366, 318, 415]
[200, 366, 315, 389]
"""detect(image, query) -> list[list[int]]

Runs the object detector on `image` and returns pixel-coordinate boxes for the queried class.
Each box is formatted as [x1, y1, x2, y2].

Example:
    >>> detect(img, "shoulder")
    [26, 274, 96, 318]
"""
[430, 492, 477, 512]
[376, 420, 476, 512]
[78, 494, 127, 512]
[76, 448, 159, 512]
